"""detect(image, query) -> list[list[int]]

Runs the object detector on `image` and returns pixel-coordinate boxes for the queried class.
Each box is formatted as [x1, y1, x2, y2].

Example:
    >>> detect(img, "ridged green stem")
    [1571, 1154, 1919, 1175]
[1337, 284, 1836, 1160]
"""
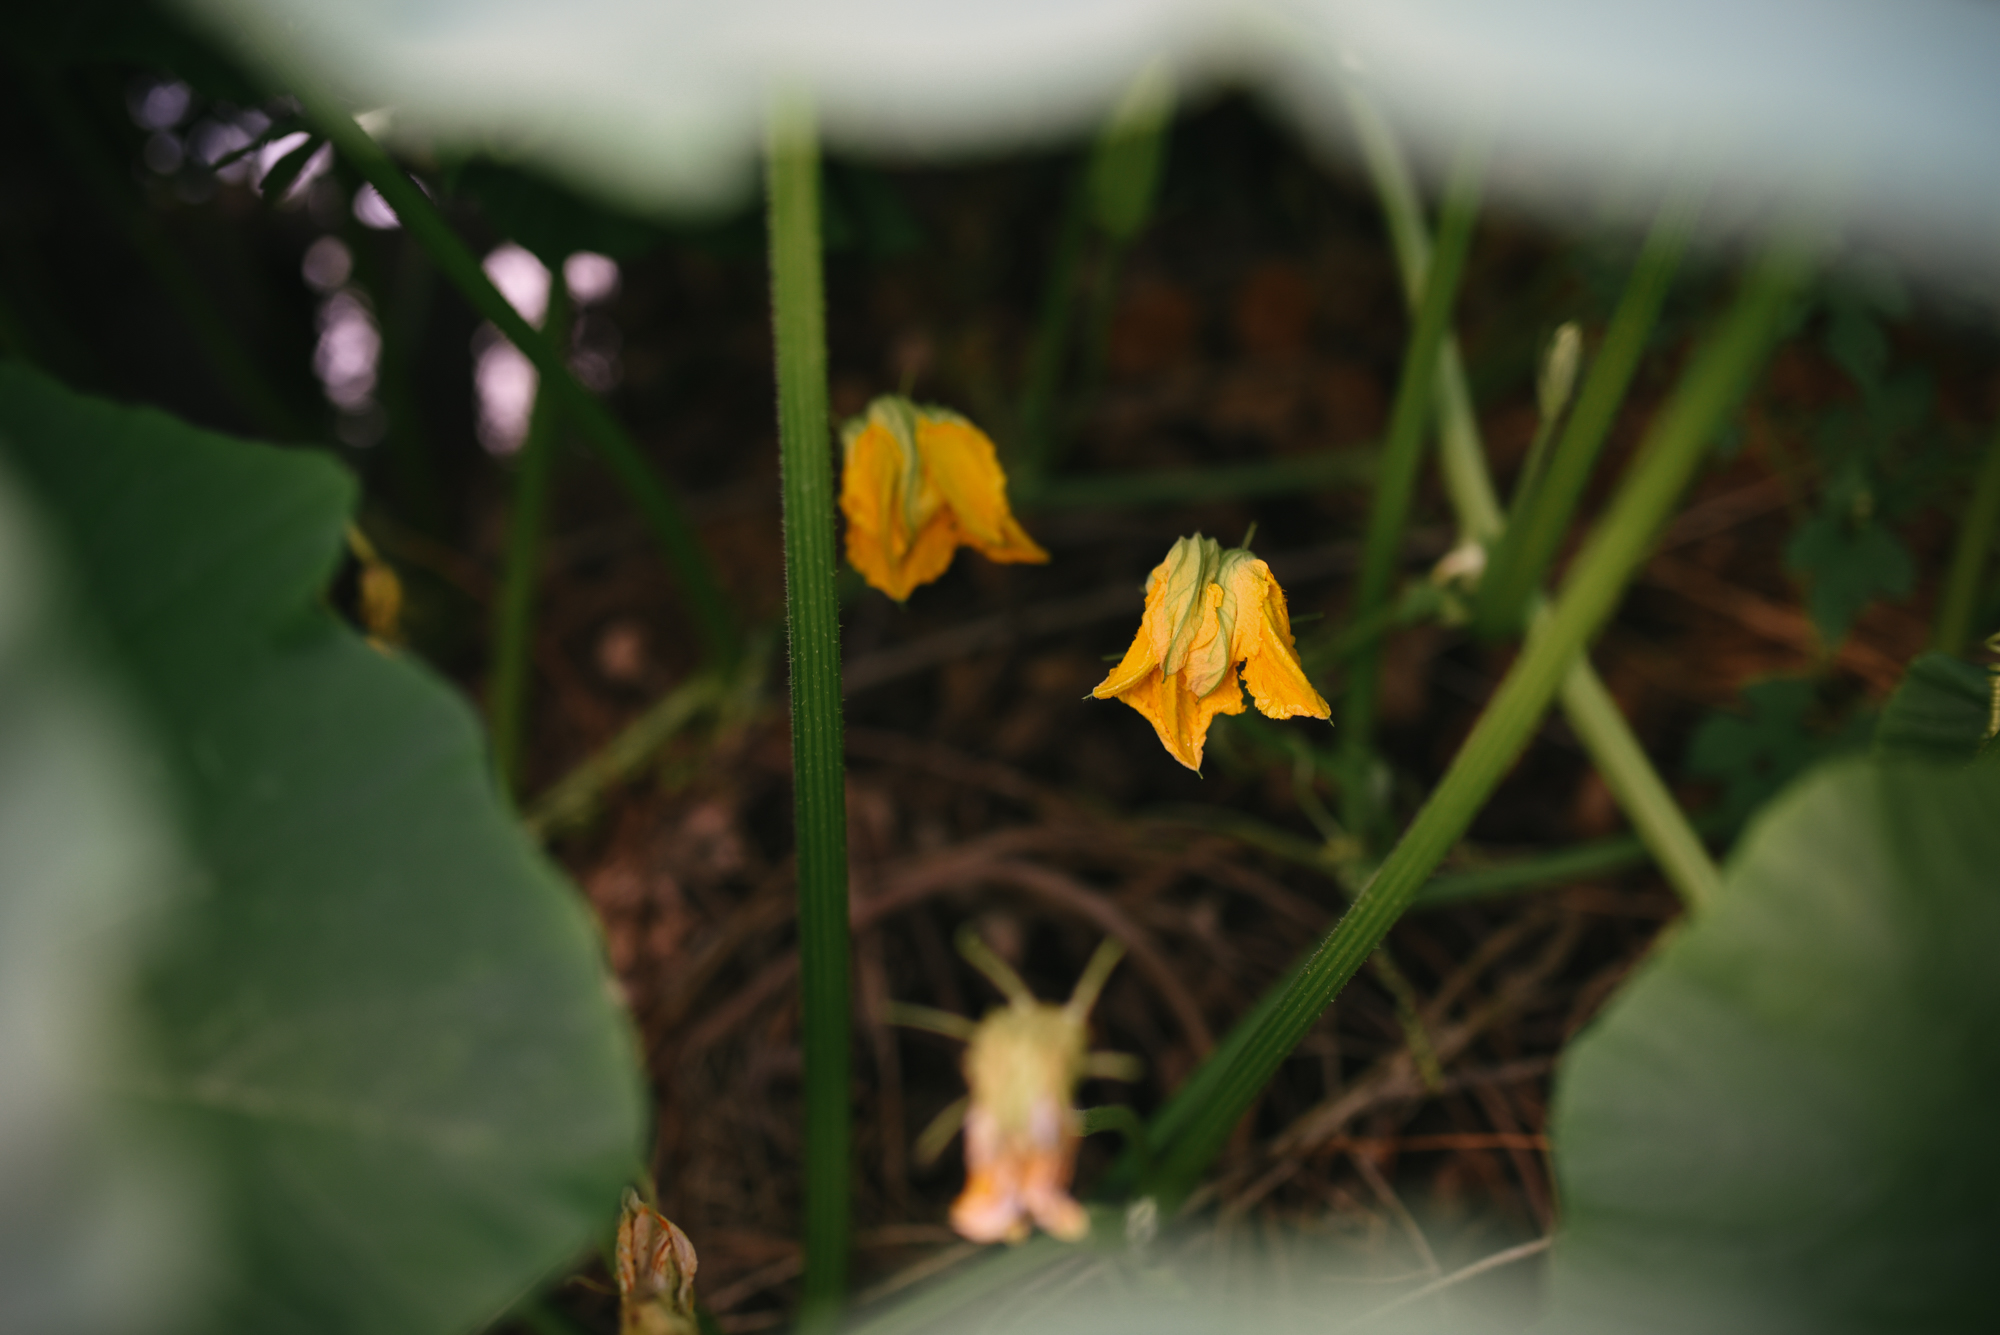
[1341, 152, 1482, 838]
[1475, 192, 1697, 635]
[1558, 642, 1721, 906]
[1145, 246, 1809, 1204]
[488, 275, 570, 796]
[767, 101, 852, 1323]
[298, 94, 736, 663]
[1933, 420, 2000, 655]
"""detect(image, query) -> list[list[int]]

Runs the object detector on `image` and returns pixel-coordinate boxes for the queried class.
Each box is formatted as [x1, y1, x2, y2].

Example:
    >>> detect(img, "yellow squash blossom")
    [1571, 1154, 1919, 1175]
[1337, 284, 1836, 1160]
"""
[615, 1191, 699, 1335]
[1094, 534, 1330, 771]
[840, 395, 1048, 600]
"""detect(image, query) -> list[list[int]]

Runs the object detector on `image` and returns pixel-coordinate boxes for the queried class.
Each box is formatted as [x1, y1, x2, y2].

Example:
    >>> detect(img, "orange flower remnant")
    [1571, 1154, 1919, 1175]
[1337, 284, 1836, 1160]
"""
[616, 1190, 699, 1335]
[1093, 533, 1330, 771]
[951, 940, 1130, 1245]
[839, 395, 1048, 600]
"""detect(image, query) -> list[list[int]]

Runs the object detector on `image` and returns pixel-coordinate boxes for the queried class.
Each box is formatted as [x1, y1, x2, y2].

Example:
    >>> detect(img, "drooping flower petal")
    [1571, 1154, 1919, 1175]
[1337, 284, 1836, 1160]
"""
[840, 396, 1045, 600]
[1220, 552, 1330, 721]
[917, 413, 1048, 564]
[1095, 534, 1327, 771]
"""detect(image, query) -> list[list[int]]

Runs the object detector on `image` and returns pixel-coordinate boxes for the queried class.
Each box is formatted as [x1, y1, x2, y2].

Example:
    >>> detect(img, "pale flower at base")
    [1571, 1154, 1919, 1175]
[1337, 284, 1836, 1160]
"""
[1094, 533, 1330, 771]
[940, 936, 1135, 1246]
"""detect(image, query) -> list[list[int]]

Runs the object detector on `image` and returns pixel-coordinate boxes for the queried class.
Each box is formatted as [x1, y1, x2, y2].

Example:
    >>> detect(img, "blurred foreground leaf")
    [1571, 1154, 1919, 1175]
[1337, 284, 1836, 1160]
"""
[1871, 652, 1991, 767]
[0, 455, 199, 1335]
[0, 363, 646, 1335]
[1548, 756, 2000, 1333]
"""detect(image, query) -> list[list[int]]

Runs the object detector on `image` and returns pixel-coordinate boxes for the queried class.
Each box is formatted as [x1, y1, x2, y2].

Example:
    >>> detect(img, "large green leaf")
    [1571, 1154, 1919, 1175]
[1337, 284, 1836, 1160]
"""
[0, 455, 200, 1335]
[1873, 651, 1991, 766]
[1547, 755, 2000, 1333]
[0, 363, 645, 1335]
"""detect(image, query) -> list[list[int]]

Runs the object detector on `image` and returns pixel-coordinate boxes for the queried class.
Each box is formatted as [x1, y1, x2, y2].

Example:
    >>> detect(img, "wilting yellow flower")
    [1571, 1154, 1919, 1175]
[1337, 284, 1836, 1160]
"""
[950, 939, 1132, 1245]
[840, 395, 1048, 600]
[1093, 534, 1330, 771]
[616, 1191, 699, 1335]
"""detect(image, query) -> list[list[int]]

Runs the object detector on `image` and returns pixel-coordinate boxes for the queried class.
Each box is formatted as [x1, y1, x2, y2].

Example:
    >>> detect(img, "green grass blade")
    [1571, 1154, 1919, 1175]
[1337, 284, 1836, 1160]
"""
[488, 274, 570, 795]
[1474, 190, 1698, 636]
[767, 99, 852, 1323]
[1341, 150, 1482, 838]
[1144, 245, 1810, 1205]
[298, 94, 736, 664]
[1027, 448, 1374, 509]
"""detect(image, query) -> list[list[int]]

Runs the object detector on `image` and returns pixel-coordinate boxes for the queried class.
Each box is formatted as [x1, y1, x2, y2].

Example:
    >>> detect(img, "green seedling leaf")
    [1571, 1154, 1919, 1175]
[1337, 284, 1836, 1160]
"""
[1548, 756, 2000, 1333]
[0, 363, 645, 1335]
[1685, 678, 1868, 828]
[1784, 505, 1915, 648]
[1872, 651, 1991, 766]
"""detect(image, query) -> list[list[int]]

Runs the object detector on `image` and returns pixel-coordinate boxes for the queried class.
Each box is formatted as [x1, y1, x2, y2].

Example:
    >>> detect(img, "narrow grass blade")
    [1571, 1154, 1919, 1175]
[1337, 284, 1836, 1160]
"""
[1145, 246, 1811, 1204]
[767, 98, 853, 1323]
[1027, 448, 1374, 509]
[1342, 149, 1482, 837]
[489, 275, 570, 795]
[1474, 190, 1698, 636]
[298, 93, 737, 663]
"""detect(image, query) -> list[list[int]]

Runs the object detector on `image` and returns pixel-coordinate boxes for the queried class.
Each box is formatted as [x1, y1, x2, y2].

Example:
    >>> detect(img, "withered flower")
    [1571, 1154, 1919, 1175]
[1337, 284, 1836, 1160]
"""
[839, 395, 1047, 600]
[616, 1191, 699, 1335]
[948, 937, 1133, 1245]
[1093, 534, 1330, 771]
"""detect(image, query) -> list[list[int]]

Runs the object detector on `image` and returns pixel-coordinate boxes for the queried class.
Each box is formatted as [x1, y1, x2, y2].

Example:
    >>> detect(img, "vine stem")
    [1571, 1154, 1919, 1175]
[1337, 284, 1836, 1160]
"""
[1476, 190, 1699, 635]
[1145, 244, 1809, 1203]
[1347, 83, 1721, 909]
[767, 98, 852, 1324]
[296, 92, 736, 664]
[1341, 148, 1481, 839]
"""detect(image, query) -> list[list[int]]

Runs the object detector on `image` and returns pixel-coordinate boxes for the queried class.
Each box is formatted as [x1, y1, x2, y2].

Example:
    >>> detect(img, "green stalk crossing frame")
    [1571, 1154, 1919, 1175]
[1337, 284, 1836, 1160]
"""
[767, 100, 853, 1323]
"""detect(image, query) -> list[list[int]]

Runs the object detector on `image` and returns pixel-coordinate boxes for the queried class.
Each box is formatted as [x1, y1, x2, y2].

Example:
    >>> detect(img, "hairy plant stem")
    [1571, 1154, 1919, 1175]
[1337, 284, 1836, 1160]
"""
[1342, 151, 1482, 841]
[1145, 246, 1809, 1204]
[1349, 86, 1721, 909]
[767, 101, 852, 1323]
[1933, 419, 2000, 655]
[488, 276, 570, 795]
[298, 95, 736, 664]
